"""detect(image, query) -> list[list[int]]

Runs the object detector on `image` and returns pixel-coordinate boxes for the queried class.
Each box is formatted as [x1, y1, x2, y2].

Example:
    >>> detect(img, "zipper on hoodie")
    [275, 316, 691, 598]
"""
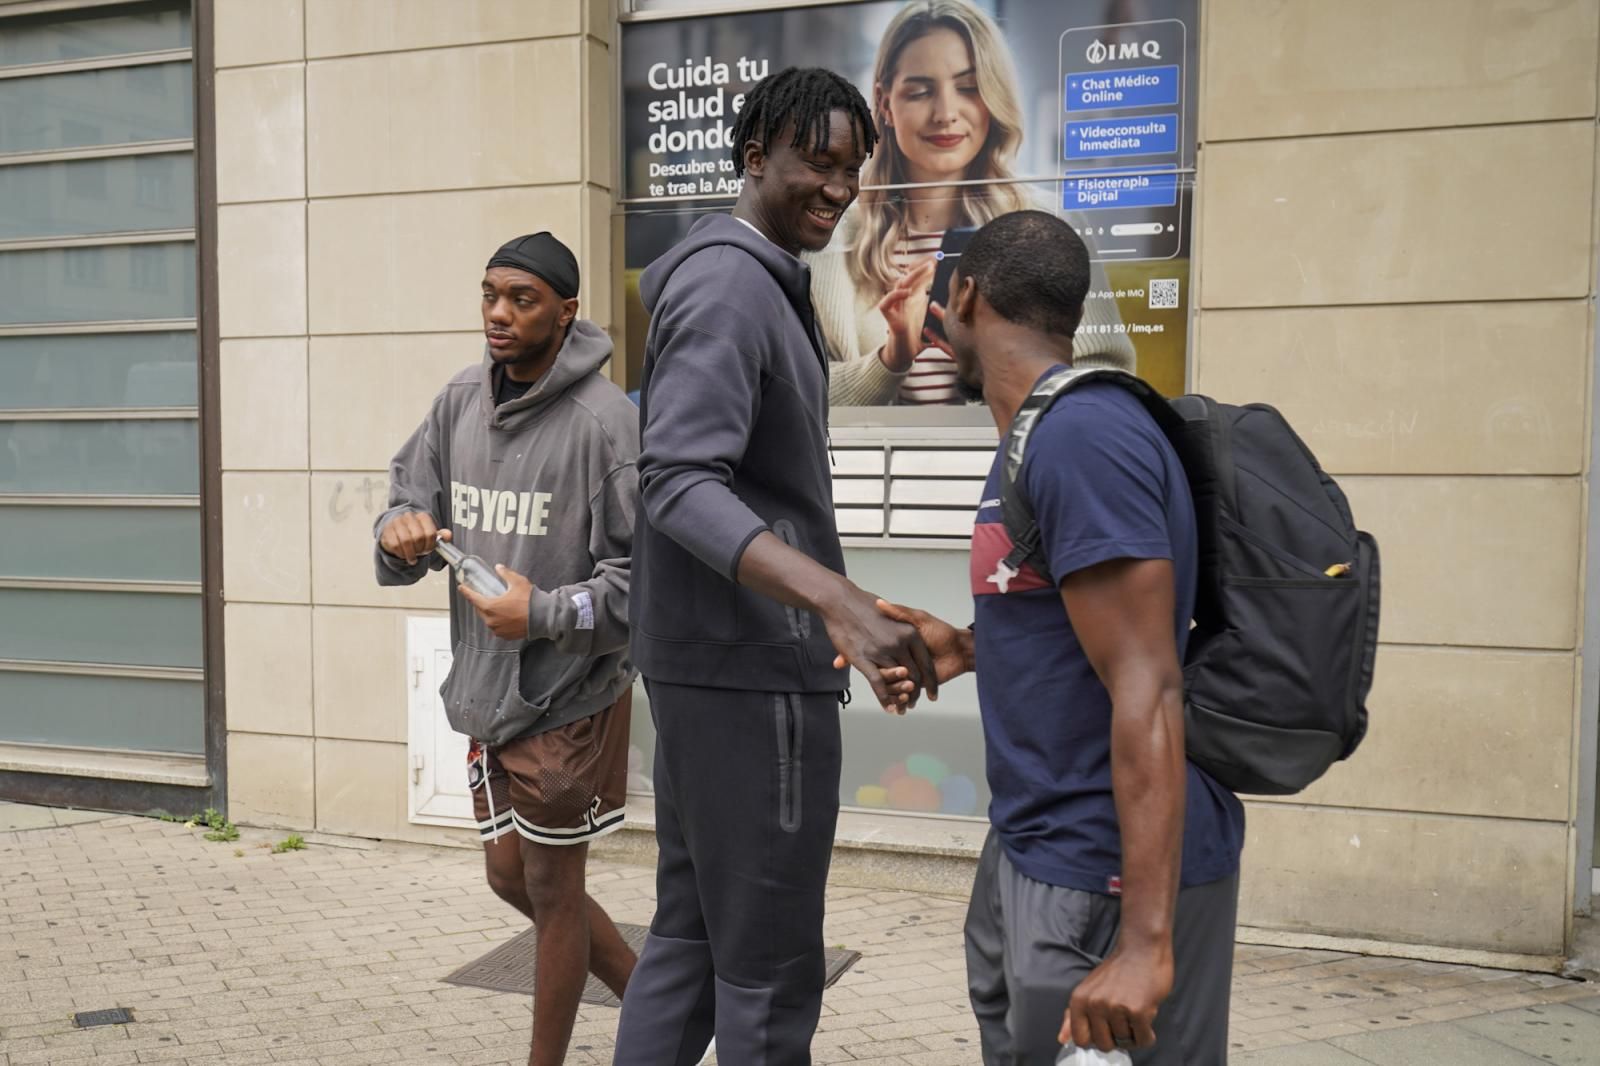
[807, 310, 836, 468]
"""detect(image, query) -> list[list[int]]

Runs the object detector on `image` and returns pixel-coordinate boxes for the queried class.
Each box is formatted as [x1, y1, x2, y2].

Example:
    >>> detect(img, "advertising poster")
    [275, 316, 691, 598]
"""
[618, 0, 1199, 406]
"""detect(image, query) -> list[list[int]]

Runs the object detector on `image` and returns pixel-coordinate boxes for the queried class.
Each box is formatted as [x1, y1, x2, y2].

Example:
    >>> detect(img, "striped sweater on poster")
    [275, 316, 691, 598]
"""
[891, 229, 958, 405]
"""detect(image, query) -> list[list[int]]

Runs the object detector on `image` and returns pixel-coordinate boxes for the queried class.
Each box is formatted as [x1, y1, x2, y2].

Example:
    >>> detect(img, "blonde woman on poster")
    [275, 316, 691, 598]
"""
[812, 0, 1134, 406]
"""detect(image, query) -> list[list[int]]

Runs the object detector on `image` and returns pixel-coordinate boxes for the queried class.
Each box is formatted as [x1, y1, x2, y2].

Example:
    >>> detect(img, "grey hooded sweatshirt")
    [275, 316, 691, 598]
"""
[375, 320, 638, 746]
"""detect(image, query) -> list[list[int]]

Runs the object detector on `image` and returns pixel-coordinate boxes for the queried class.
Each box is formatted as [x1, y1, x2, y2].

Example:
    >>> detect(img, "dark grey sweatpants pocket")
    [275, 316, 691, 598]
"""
[774, 693, 804, 833]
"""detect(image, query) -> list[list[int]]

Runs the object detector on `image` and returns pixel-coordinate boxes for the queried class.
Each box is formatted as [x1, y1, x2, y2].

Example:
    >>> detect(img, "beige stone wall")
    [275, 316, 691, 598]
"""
[212, 0, 1600, 957]
[1196, 0, 1599, 956]
[214, 0, 615, 843]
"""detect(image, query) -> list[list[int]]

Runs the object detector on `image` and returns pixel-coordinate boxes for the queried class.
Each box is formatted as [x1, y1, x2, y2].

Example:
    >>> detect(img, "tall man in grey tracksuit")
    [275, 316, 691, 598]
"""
[612, 69, 938, 1066]
[375, 233, 638, 1066]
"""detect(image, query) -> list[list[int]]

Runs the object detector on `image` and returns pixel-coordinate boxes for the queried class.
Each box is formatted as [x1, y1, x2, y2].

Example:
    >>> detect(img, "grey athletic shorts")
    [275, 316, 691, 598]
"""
[965, 828, 1239, 1065]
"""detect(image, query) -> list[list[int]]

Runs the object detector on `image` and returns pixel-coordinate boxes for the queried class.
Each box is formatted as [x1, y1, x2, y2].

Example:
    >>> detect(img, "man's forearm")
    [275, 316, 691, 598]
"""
[735, 530, 851, 614]
[1109, 679, 1186, 949]
[741, 531, 937, 707]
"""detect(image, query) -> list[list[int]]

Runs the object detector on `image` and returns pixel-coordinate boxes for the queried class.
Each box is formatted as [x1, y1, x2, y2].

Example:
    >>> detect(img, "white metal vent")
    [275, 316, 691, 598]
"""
[831, 436, 995, 546]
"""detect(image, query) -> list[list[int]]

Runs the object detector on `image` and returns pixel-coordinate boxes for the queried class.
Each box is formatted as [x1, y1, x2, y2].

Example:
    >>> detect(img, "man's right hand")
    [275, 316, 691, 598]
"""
[379, 512, 446, 566]
[841, 600, 974, 710]
[818, 583, 939, 713]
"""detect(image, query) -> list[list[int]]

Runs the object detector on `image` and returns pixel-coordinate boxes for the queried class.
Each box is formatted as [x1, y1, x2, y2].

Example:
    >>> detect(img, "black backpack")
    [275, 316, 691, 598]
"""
[997, 367, 1379, 795]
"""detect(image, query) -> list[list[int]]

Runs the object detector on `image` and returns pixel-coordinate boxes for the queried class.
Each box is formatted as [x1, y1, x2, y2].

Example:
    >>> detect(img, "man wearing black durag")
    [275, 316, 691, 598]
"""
[375, 232, 639, 1066]
[613, 68, 938, 1066]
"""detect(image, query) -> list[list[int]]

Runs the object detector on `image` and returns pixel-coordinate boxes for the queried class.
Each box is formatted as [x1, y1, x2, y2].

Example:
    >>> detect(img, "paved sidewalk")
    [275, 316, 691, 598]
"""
[0, 803, 1595, 1065]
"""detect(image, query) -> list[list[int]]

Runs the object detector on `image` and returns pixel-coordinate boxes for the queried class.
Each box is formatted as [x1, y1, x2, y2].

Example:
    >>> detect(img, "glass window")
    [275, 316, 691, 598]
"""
[0, 672, 203, 754]
[0, 62, 193, 154]
[0, 505, 200, 582]
[0, 242, 196, 324]
[0, 153, 195, 239]
[626, 546, 991, 818]
[0, 0, 204, 761]
[0, 332, 197, 409]
[0, 3, 191, 69]
[620, 175, 1193, 401]
[838, 545, 989, 818]
[0, 419, 199, 495]
[129, 242, 170, 290]
[0, 587, 202, 668]
[62, 245, 106, 286]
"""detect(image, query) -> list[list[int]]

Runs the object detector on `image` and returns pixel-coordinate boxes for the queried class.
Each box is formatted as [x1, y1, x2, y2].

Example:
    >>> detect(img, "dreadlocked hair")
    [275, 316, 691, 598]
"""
[730, 67, 877, 177]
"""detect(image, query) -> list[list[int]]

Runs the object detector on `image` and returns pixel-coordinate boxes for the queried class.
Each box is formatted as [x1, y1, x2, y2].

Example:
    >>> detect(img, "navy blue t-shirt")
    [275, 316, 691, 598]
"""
[971, 376, 1244, 895]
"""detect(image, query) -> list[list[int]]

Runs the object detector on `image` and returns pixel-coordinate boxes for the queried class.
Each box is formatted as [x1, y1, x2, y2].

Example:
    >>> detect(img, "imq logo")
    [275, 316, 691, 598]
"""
[1085, 39, 1162, 64]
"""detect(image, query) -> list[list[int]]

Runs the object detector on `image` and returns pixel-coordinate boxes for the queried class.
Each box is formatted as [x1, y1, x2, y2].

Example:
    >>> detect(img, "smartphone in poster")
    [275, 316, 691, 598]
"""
[618, 0, 1198, 405]
[1060, 19, 1189, 262]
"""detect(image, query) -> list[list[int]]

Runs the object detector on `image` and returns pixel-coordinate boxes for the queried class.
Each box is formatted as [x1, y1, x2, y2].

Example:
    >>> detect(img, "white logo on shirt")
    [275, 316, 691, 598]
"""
[987, 560, 1019, 594]
[449, 481, 553, 536]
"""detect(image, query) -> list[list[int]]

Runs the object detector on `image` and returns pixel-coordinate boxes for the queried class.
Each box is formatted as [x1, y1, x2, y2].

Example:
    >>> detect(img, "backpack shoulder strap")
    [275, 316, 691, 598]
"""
[994, 367, 1178, 591]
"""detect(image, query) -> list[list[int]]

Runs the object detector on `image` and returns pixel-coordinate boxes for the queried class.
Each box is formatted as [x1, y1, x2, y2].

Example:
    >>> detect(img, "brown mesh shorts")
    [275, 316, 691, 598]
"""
[467, 689, 630, 847]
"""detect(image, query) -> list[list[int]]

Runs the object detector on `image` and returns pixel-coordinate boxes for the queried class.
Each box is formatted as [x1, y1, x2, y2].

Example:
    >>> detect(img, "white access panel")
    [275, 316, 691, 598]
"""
[406, 615, 475, 829]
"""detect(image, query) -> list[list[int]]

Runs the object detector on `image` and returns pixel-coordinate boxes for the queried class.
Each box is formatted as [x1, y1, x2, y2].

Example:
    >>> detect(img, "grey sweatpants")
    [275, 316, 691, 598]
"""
[966, 829, 1239, 1065]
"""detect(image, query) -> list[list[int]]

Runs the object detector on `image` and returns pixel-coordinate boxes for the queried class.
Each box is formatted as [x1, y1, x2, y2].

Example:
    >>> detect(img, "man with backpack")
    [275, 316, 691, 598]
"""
[866, 210, 1246, 1064]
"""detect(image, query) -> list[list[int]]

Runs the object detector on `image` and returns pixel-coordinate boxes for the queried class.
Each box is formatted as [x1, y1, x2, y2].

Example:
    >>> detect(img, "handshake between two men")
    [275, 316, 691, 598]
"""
[831, 600, 973, 714]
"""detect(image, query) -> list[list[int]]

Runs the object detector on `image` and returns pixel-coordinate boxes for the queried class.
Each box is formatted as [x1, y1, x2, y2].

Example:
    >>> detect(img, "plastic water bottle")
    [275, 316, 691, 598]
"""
[1057, 1045, 1132, 1066]
[434, 535, 509, 598]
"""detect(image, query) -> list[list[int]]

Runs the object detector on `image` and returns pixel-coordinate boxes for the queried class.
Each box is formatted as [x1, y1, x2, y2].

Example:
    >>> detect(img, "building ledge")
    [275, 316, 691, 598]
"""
[0, 742, 208, 788]
[1237, 925, 1568, 976]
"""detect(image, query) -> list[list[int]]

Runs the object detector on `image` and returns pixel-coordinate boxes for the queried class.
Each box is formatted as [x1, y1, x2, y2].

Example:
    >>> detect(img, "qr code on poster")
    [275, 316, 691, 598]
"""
[1149, 278, 1179, 310]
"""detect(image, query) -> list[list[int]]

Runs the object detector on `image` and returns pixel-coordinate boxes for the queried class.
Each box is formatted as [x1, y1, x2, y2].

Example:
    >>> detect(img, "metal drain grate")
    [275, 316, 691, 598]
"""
[443, 922, 861, 1006]
[73, 1008, 134, 1028]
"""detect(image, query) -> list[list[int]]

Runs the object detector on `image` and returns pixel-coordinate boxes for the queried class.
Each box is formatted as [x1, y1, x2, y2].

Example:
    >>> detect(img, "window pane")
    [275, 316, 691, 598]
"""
[836, 547, 988, 816]
[0, 62, 193, 154]
[0, 671, 202, 753]
[0, 505, 199, 581]
[0, 587, 201, 668]
[0, 332, 196, 409]
[0, 242, 195, 324]
[625, 547, 991, 817]
[0, 419, 198, 494]
[0, 3, 191, 69]
[0, 153, 194, 239]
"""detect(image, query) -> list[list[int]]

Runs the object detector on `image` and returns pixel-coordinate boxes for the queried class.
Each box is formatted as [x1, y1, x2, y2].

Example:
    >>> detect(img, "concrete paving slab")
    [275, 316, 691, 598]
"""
[0, 802, 1592, 1065]
[1234, 1042, 1374, 1065]
[0, 802, 58, 831]
[1331, 1020, 1546, 1065]
[51, 808, 115, 827]
[1456, 1004, 1600, 1065]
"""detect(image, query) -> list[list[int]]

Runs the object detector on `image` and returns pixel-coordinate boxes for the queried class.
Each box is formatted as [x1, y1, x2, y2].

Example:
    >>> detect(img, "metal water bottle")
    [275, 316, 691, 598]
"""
[434, 534, 509, 597]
